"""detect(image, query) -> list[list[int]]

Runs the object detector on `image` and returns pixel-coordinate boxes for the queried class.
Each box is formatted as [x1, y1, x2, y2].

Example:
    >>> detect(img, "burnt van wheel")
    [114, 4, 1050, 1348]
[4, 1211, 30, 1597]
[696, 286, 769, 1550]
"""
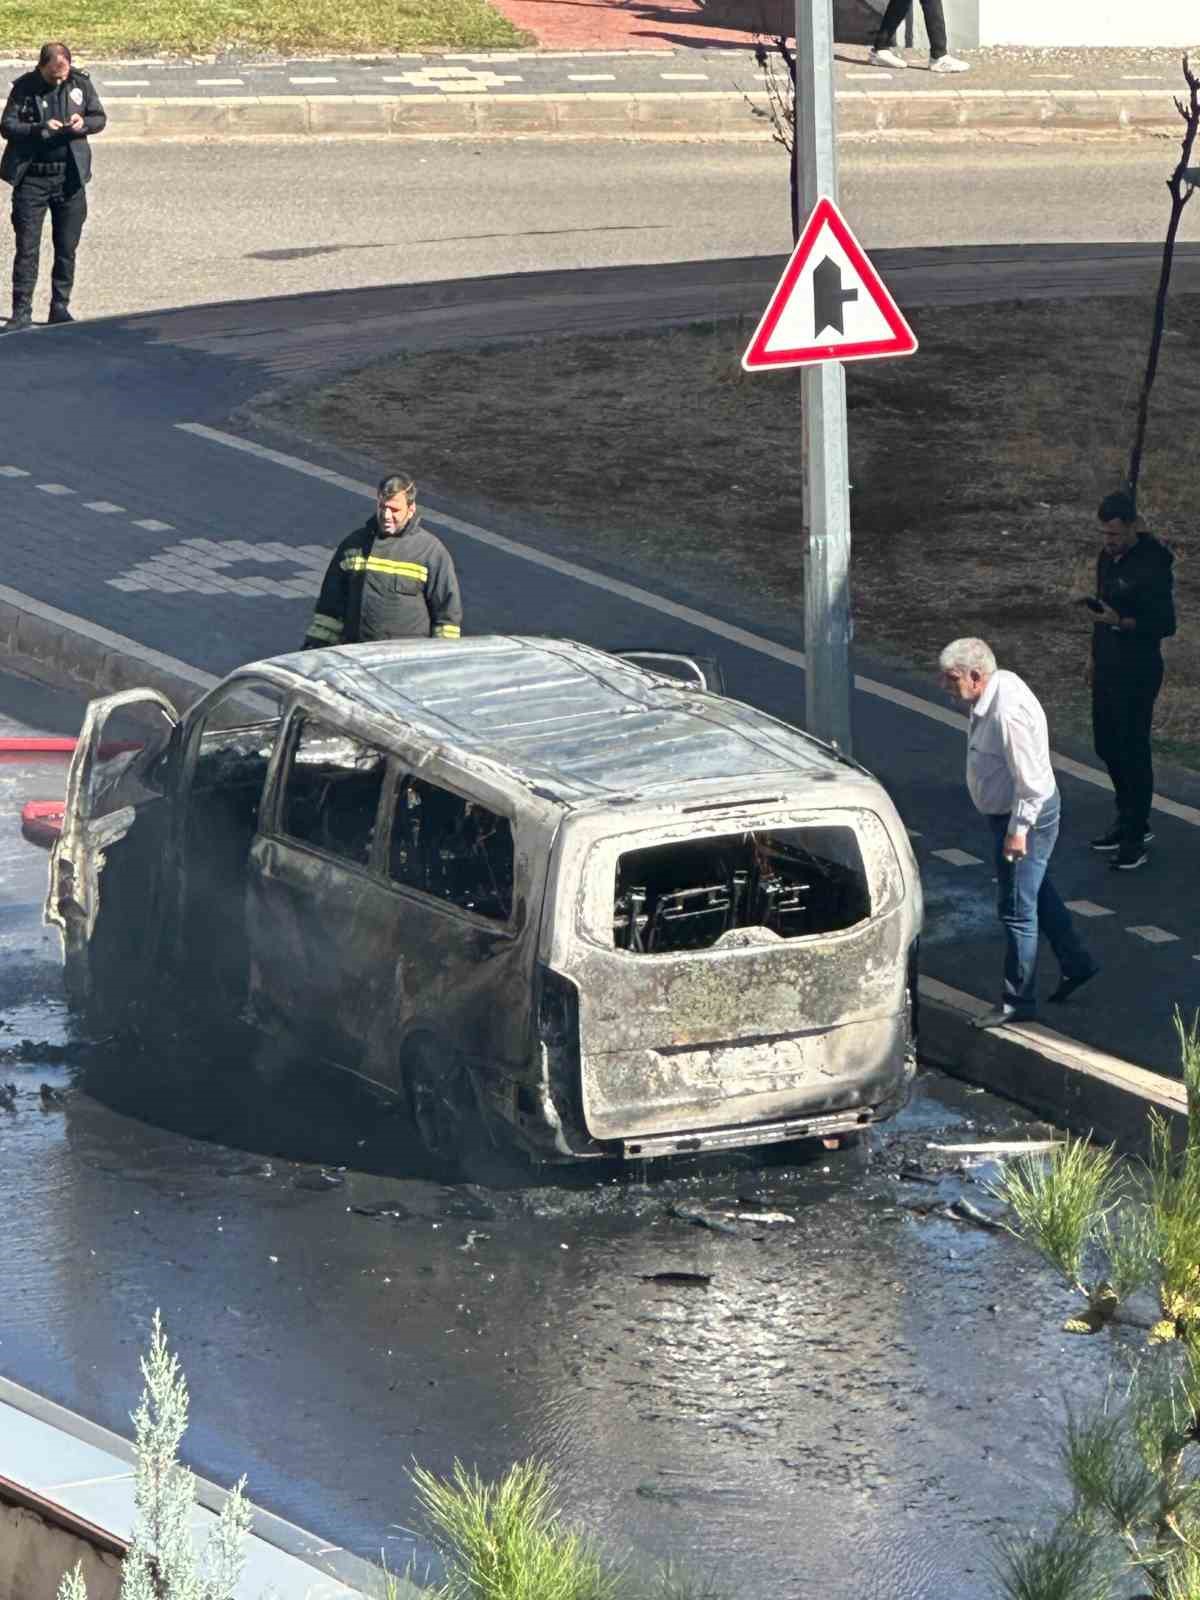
[405, 1042, 474, 1171]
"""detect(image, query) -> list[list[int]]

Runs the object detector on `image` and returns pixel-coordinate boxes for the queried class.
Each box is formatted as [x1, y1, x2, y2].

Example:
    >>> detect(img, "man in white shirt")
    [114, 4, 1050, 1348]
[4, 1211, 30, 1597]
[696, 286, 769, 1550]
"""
[938, 637, 1098, 1029]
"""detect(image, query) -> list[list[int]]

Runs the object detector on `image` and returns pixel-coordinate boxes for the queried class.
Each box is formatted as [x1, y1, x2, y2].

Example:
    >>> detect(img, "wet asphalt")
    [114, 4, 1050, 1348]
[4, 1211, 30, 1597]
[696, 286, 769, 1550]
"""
[0, 666, 1125, 1597]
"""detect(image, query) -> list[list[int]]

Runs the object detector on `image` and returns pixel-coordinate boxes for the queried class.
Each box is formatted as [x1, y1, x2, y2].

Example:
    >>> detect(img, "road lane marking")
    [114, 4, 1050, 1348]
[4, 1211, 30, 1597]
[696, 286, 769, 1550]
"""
[99, 79, 151, 87]
[37, 483, 74, 495]
[569, 73, 617, 81]
[132, 518, 174, 531]
[1128, 925, 1179, 944]
[173, 422, 1200, 832]
[1066, 900, 1115, 918]
[84, 501, 126, 514]
[196, 77, 245, 86]
[660, 72, 710, 80]
[931, 848, 983, 867]
[0, 466, 30, 477]
[289, 75, 339, 83]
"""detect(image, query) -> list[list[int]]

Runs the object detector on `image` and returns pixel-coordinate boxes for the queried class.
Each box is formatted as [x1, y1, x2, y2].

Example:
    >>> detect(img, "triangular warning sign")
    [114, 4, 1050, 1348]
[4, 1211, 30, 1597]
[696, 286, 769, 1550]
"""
[742, 196, 917, 371]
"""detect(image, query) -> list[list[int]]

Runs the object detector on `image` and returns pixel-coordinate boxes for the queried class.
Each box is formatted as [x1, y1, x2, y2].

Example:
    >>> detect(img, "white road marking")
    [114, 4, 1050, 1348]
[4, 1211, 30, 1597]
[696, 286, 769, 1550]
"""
[1128, 925, 1180, 945]
[172, 422, 1200, 832]
[1030, 73, 1074, 79]
[196, 77, 245, 86]
[569, 73, 617, 81]
[846, 71, 892, 79]
[1122, 74, 1165, 80]
[931, 848, 984, 867]
[99, 79, 151, 87]
[83, 501, 126, 514]
[289, 75, 339, 83]
[132, 518, 174, 531]
[108, 538, 326, 597]
[0, 466, 30, 477]
[37, 483, 74, 495]
[660, 72, 710, 80]
[1066, 900, 1115, 918]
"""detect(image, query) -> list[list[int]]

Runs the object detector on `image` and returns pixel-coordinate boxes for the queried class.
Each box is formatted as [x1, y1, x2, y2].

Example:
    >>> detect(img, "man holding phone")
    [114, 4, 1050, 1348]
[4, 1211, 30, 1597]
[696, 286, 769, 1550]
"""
[1, 42, 105, 330]
[1082, 491, 1176, 871]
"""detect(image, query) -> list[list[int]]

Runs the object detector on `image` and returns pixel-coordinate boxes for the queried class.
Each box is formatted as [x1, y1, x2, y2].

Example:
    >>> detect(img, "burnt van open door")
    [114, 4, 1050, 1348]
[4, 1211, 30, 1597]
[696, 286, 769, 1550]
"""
[46, 689, 178, 1020]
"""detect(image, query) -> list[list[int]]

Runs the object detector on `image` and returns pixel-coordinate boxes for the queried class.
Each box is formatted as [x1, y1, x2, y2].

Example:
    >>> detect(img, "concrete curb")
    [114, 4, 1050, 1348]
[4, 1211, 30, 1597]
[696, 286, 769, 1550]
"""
[1, 580, 1191, 1157]
[918, 976, 1187, 1158]
[93, 85, 1186, 140]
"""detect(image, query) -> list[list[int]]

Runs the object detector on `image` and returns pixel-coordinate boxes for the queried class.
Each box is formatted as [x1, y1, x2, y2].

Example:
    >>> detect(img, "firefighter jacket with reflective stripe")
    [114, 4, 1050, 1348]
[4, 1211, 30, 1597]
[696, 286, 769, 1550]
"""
[304, 516, 463, 648]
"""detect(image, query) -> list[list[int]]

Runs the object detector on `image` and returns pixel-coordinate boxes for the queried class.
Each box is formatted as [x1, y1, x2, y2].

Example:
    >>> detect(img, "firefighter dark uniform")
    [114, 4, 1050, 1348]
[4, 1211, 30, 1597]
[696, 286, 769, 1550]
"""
[1, 62, 105, 326]
[304, 516, 463, 648]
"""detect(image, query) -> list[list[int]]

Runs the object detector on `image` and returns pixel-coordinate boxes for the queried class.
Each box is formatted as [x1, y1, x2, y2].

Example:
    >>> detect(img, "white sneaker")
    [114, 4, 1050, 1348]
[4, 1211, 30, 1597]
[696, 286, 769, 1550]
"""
[930, 53, 970, 72]
[869, 47, 907, 69]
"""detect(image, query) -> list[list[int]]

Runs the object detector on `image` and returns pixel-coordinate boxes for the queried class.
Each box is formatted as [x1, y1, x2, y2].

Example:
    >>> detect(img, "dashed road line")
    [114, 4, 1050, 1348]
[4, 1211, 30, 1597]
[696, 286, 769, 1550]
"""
[568, 73, 617, 82]
[1066, 900, 1115, 918]
[83, 501, 127, 514]
[931, 848, 984, 867]
[0, 466, 30, 477]
[132, 518, 174, 532]
[37, 483, 74, 496]
[289, 75, 339, 84]
[196, 78, 245, 87]
[1128, 925, 1179, 944]
[660, 72, 710, 80]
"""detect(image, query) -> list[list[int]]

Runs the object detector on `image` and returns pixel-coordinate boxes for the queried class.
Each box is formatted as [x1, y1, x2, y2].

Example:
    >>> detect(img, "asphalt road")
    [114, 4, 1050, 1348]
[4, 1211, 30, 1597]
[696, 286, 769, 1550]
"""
[0, 665, 1105, 1597]
[49, 133, 1191, 321]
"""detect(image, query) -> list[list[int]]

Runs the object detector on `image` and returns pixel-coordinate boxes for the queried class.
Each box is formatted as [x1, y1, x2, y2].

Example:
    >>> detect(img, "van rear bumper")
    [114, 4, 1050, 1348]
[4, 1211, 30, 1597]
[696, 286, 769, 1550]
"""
[620, 1104, 879, 1159]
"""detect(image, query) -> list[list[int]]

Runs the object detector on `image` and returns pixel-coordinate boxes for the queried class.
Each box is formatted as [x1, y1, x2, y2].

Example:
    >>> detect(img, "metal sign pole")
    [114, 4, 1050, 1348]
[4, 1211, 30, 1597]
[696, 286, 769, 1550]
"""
[796, 0, 853, 755]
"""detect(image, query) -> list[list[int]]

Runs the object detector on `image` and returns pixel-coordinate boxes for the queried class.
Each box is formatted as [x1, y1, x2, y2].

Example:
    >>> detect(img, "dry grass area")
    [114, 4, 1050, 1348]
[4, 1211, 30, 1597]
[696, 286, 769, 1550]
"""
[261, 296, 1199, 769]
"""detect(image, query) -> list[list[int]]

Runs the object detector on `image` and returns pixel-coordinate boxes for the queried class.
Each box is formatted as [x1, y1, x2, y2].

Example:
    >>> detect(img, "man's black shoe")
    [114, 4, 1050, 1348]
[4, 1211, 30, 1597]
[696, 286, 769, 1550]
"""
[1049, 966, 1100, 1005]
[5, 305, 32, 332]
[47, 303, 74, 325]
[1112, 845, 1148, 871]
[1089, 826, 1123, 852]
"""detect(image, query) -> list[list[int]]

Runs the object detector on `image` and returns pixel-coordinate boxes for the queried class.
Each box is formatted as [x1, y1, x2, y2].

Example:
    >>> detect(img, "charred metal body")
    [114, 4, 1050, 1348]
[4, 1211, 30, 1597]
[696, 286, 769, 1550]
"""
[46, 638, 922, 1166]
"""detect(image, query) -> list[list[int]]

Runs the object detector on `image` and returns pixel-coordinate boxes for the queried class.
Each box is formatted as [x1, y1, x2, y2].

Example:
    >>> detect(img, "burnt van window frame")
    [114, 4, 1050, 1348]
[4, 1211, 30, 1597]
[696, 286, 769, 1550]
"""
[385, 770, 516, 927]
[610, 823, 873, 956]
[277, 712, 389, 872]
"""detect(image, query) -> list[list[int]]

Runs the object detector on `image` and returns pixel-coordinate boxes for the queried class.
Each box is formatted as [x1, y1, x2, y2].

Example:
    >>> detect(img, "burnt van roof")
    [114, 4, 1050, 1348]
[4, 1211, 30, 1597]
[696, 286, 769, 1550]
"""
[261, 636, 849, 806]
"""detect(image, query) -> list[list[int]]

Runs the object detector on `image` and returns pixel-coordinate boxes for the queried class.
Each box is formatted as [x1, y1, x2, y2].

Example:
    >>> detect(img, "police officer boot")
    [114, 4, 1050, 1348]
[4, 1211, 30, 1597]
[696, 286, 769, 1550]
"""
[7, 296, 33, 332]
[48, 301, 74, 326]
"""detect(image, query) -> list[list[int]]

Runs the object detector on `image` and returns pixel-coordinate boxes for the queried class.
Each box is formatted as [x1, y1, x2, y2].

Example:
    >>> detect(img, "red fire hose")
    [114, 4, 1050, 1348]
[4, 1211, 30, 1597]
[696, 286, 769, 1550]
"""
[6, 737, 143, 850]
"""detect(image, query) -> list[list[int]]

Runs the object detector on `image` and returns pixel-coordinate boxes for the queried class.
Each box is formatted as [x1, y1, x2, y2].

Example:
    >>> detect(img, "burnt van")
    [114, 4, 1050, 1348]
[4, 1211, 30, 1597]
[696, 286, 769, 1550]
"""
[47, 637, 922, 1166]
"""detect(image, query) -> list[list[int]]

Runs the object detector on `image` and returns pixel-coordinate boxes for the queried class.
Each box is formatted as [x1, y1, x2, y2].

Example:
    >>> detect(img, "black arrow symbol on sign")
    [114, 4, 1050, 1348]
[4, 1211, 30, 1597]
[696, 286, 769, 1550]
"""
[812, 256, 858, 338]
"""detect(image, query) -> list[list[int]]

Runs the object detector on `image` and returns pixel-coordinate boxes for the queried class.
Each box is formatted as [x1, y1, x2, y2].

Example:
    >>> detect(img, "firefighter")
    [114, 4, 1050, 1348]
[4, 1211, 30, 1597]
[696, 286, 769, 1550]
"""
[304, 472, 463, 649]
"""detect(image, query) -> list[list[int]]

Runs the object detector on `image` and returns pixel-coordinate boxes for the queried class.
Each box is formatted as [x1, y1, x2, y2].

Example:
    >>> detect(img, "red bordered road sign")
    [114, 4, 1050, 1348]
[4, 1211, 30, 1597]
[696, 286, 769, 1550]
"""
[742, 196, 918, 371]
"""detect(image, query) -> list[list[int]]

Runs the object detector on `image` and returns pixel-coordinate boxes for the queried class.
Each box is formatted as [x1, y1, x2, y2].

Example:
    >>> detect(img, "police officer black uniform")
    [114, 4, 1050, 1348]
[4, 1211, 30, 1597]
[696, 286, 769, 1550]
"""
[1, 42, 106, 331]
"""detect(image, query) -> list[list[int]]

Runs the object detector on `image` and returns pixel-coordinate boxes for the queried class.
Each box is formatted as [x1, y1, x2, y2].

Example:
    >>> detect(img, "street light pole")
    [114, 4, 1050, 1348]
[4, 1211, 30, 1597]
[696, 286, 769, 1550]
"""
[796, 0, 853, 755]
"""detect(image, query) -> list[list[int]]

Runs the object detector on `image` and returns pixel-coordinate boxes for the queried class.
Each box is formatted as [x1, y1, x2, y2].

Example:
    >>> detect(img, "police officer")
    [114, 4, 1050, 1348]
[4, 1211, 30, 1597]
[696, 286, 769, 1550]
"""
[1084, 490, 1176, 872]
[1, 42, 106, 331]
[304, 472, 463, 648]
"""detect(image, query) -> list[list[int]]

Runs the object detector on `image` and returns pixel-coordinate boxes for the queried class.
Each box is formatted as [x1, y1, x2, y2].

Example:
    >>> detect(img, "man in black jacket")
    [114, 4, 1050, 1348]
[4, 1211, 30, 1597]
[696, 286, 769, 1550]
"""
[1, 42, 106, 331]
[304, 472, 463, 649]
[1085, 490, 1176, 871]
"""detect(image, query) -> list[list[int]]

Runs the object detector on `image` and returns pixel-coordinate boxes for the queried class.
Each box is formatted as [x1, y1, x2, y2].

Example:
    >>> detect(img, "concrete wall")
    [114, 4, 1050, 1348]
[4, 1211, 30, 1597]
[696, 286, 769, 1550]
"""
[978, 0, 1198, 45]
[0, 1501, 122, 1600]
[836, 0, 1197, 48]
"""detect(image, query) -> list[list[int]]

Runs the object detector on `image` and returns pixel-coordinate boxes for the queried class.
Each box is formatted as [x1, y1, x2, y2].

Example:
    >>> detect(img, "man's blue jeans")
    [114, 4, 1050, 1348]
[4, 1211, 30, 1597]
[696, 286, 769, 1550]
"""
[986, 806, 1092, 1015]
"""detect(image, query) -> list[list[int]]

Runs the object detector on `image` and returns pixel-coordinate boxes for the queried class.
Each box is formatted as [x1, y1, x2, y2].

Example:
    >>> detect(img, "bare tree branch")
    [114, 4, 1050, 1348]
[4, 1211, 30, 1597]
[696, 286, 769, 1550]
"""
[1126, 53, 1200, 509]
